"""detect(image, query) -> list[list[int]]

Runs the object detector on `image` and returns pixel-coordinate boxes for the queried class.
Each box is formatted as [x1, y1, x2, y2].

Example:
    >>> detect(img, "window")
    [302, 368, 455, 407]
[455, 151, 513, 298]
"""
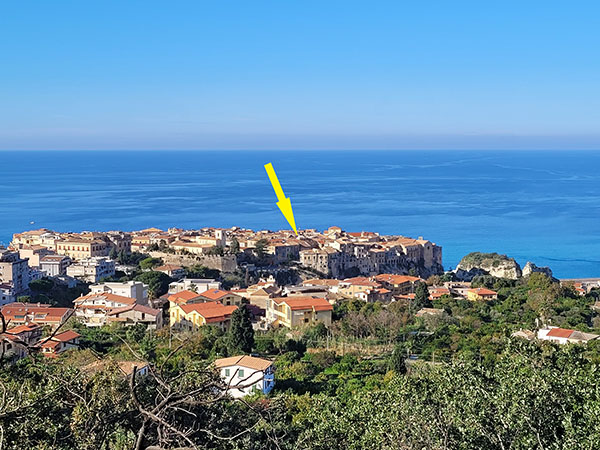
[238, 369, 245, 378]
[224, 368, 230, 377]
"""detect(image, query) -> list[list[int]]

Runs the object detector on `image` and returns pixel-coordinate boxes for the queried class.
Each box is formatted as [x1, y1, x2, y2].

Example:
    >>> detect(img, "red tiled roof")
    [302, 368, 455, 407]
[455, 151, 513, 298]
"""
[546, 328, 574, 338]
[167, 290, 201, 304]
[74, 292, 136, 305]
[272, 297, 333, 311]
[199, 289, 236, 301]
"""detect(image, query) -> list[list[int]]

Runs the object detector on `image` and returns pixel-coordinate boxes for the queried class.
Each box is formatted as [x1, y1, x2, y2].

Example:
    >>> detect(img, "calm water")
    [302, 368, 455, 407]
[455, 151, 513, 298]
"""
[1, 150, 599, 278]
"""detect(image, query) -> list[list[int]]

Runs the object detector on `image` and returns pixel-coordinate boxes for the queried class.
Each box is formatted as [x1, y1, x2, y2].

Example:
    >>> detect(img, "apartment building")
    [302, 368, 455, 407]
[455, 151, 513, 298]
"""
[40, 255, 72, 277]
[67, 257, 115, 283]
[55, 238, 108, 260]
[0, 248, 31, 295]
[266, 297, 332, 328]
[90, 281, 148, 304]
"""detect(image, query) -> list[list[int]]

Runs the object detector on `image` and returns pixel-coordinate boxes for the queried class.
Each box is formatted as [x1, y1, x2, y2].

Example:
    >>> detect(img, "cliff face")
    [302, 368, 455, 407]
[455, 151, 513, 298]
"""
[455, 252, 522, 280]
[522, 262, 553, 279]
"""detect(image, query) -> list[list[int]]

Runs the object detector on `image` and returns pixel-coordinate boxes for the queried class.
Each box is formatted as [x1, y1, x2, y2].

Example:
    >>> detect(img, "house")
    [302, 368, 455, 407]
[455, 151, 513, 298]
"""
[40, 330, 81, 357]
[0, 335, 28, 362]
[154, 264, 185, 279]
[374, 274, 422, 295]
[168, 278, 221, 294]
[67, 257, 115, 283]
[198, 289, 244, 307]
[90, 281, 148, 304]
[1, 303, 73, 329]
[0, 283, 16, 305]
[4, 323, 43, 346]
[428, 287, 452, 300]
[466, 288, 498, 301]
[169, 301, 237, 330]
[74, 292, 137, 326]
[213, 355, 275, 398]
[266, 297, 333, 328]
[537, 326, 599, 345]
[40, 255, 72, 277]
[107, 304, 163, 329]
[18, 245, 54, 268]
[0, 248, 31, 295]
[167, 290, 204, 306]
[82, 358, 149, 378]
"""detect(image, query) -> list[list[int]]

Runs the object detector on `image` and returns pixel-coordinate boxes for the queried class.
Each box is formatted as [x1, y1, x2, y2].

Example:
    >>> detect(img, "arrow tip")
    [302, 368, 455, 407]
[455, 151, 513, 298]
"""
[276, 197, 298, 235]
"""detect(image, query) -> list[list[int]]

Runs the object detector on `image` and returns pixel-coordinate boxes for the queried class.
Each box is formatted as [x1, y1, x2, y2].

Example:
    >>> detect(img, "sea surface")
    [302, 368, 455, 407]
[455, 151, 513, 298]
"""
[1, 150, 599, 278]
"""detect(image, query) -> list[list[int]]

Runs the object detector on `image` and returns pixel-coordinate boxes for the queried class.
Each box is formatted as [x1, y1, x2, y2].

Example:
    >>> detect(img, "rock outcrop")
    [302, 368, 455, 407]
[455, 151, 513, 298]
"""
[455, 252, 522, 280]
[522, 262, 553, 279]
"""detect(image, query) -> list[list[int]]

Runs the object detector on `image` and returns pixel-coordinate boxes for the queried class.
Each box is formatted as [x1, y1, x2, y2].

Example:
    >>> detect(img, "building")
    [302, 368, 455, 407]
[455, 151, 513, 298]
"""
[466, 288, 498, 301]
[90, 281, 148, 304]
[40, 330, 81, 357]
[40, 255, 72, 277]
[213, 355, 275, 398]
[107, 304, 163, 329]
[5, 323, 43, 346]
[0, 248, 31, 295]
[1, 303, 73, 329]
[154, 264, 185, 279]
[0, 283, 15, 305]
[266, 297, 333, 328]
[374, 274, 422, 295]
[537, 326, 599, 345]
[18, 246, 54, 268]
[55, 238, 108, 260]
[168, 278, 221, 294]
[74, 292, 137, 326]
[67, 257, 115, 283]
[198, 289, 244, 307]
[169, 301, 237, 330]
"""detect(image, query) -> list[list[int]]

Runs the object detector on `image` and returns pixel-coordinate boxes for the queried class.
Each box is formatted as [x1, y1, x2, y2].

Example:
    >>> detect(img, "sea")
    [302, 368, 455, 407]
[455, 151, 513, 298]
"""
[1, 150, 599, 279]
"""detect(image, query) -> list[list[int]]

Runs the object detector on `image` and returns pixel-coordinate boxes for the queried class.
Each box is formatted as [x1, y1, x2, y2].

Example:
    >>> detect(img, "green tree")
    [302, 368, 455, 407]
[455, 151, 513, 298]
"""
[254, 239, 268, 260]
[139, 257, 162, 270]
[388, 344, 407, 374]
[134, 271, 171, 298]
[207, 245, 225, 256]
[229, 237, 241, 255]
[227, 305, 254, 354]
[413, 281, 430, 310]
[29, 278, 54, 293]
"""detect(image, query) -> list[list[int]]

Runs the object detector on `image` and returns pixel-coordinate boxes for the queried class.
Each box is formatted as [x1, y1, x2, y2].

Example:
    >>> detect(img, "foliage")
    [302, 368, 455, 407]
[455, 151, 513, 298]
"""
[133, 271, 172, 298]
[139, 257, 162, 270]
[228, 305, 255, 354]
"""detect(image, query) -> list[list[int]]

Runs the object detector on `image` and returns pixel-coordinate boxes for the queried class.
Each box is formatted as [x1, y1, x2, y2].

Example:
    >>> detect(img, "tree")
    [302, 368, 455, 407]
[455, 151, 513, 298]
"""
[388, 344, 407, 374]
[134, 271, 171, 298]
[207, 245, 225, 256]
[413, 281, 430, 310]
[229, 237, 241, 255]
[109, 247, 118, 260]
[254, 239, 268, 260]
[139, 257, 162, 270]
[29, 278, 54, 293]
[227, 305, 254, 354]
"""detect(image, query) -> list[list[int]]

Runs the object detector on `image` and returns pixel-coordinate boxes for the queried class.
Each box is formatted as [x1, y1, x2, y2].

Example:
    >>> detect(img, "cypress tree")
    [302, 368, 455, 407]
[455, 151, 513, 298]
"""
[228, 304, 255, 354]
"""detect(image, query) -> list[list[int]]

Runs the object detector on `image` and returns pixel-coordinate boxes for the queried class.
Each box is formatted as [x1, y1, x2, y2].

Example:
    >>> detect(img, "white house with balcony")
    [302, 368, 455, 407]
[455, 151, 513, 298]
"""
[213, 355, 275, 398]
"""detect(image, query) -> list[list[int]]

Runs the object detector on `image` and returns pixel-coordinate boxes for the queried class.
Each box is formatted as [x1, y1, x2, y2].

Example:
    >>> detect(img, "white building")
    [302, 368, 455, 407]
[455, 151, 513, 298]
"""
[90, 281, 148, 304]
[537, 326, 599, 345]
[168, 278, 221, 294]
[0, 248, 31, 295]
[67, 257, 115, 283]
[73, 292, 136, 326]
[213, 355, 275, 398]
[40, 255, 72, 277]
[0, 283, 16, 305]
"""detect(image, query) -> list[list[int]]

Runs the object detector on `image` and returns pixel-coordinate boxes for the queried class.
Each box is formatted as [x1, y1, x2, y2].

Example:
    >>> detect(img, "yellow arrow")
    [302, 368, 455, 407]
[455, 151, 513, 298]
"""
[264, 163, 298, 235]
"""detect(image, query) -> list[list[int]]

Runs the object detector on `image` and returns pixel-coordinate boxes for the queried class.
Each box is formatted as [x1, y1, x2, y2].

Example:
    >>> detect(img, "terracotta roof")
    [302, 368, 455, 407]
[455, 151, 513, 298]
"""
[167, 290, 201, 304]
[108, 304, 161, 316]
[214, 355, 273, 371]
[179, 302, 238, 322]
[6, 324, 41, 334]
[375, 274, 422, 285]
[74, 292, 136, 305]
[50, 330, 80, 342]
[546, 328, 574, 338]
[468, 288, 497, 296]
[272, 297, 333, 311]
[199, 289, 236, 301]
[1, 303, 73, 323]
[303, 279, 340, 286]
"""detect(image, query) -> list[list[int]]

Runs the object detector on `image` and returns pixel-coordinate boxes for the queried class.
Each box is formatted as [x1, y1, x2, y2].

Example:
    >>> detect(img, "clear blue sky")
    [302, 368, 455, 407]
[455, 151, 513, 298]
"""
[1, 1, 599, 150]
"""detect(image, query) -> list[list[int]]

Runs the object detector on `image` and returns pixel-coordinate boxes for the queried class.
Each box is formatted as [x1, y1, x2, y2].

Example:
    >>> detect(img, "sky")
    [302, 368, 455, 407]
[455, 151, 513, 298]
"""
[1, 1, 599, 150]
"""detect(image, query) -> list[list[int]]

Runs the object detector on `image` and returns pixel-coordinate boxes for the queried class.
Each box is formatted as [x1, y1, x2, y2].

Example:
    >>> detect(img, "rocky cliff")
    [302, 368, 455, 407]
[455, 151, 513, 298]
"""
[455, 252, 522, 280]
[522, 261, 553, 279]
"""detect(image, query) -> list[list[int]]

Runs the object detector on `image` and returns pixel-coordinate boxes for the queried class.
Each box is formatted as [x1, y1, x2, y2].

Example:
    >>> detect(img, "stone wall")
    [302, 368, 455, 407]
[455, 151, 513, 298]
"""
[149, 252, 238, 273]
